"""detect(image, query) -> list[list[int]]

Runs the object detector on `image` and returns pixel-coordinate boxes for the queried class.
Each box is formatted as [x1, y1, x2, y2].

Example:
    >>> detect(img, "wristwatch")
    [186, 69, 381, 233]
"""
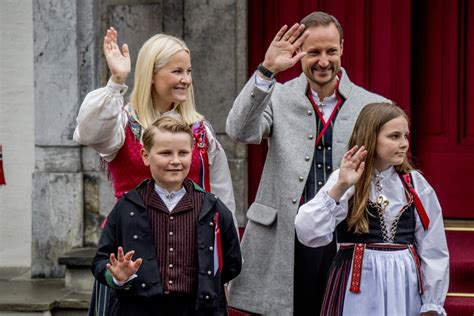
[257, 63, 275, 79]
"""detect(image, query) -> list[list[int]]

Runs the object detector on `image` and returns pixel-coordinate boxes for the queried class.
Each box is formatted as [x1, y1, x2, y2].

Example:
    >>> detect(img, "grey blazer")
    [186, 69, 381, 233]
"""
[226, 68, 389, 315]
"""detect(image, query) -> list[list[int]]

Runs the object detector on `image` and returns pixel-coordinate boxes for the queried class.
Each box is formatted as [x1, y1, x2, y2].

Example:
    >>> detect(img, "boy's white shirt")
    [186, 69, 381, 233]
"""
[73, 78, 236, 216]
[294, 166, 449, 314]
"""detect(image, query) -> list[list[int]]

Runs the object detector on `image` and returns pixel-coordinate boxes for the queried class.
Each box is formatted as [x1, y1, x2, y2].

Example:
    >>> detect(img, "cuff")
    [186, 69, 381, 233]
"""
[420, 303, 447, 315]
[104, 270, 135, 289]
[106, 78, 128, 95]
[254, 72, 275, 92]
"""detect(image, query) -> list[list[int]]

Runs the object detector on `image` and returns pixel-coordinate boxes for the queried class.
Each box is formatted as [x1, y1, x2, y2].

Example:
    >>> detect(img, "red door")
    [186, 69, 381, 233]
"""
[412, 0, 474, 219]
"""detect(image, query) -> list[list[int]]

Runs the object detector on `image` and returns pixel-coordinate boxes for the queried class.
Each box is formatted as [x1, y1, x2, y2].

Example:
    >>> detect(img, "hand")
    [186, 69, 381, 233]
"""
[107, 246, 143, 282]
[337, 145, 367, 188]
[103, 27, 131, 84]
[328, 145, 367, 201]
[261, 23, 309, 75]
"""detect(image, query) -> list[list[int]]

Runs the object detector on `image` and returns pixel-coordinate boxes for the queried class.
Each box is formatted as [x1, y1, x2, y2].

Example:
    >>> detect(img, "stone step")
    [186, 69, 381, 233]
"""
[0, 278, 88, 316]
[58, 248, 95, 292]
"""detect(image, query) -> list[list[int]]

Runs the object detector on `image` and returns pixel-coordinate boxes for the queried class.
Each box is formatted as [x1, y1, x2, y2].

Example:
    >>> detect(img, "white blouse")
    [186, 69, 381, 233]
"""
[73, 79, 236, 215]
[295, 166, 449, 314]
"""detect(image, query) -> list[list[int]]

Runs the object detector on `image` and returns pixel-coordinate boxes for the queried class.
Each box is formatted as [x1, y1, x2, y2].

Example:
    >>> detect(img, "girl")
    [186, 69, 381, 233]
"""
[295, 103, 449, 315]
[74, 27, 236, 315]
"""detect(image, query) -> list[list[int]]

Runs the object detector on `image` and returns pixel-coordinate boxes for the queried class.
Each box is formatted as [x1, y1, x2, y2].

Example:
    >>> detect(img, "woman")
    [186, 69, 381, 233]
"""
[74, 27, 236, 315]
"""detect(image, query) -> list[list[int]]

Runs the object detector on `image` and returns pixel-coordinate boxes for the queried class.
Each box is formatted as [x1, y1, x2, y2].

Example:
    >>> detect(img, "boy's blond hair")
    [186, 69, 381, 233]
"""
[142, 116, 193, 152]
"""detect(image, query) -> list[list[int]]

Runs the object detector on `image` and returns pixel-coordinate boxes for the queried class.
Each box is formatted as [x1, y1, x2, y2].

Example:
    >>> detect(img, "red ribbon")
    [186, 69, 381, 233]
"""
[401, 174, 430, 230]
[0, 144, 6, 185]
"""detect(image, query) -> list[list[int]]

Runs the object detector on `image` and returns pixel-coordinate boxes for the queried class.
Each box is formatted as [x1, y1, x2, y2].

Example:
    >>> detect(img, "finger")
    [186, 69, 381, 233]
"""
[356, 161, 366, 173]
[117, 247, 124, 261]
[110, 253, 117, 265]
[290, 51, 307, 64]
[273, 25, 288, 41]
[288, 24, 306, 43]
[282, 23, 300, 41]
[122, 43, 129, 57]
[124, 250, 135, 261]
[132, 258, 143, 270]
[293, 31, 309, 48]
[353, 146, 366, 158]
[345, 145, 359, 158]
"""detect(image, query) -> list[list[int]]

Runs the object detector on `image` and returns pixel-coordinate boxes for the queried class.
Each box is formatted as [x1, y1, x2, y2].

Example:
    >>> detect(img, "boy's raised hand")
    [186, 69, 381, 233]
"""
[103, 27, 131, 85]
[107, 246, 143, 282]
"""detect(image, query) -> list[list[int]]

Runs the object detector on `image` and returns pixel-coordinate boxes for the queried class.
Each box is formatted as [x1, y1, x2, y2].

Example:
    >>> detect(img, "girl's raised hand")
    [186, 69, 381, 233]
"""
[337, 145, 367, 188]
[106, 246, 142, 282]
[103, 27, 131, 84]
[328, 145, 367, 202]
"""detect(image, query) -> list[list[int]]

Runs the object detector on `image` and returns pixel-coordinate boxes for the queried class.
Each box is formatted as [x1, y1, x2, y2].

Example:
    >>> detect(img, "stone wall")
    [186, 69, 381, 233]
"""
[31, 0, 247, 277]
[0, 0, 34, 269]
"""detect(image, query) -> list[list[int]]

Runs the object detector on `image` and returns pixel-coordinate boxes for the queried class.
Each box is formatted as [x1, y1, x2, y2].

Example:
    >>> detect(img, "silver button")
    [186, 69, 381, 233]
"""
[317, 164, 322, 169]
[169, 247, 174, 252]
[169, 280, 173, 285]
[207, 270, 212, 275]
[250, 92, 255, 97]
[129, 211, 135, 217]
[298, 176, 304, 182]
[170, 216, 174, 221]
[169, 264, 173, 268]
[133, 235, 138, 240]
[317, 145, 322, 150]
[308, 134, 314, 140]
[169, 231, 173, 236]
[305, 156, 310, 161]
[292, 198, 298, 204]
[327, 146, 332, 151]
[318, 181, 323, 186]
[141, 283, 146, 288]
[209, 222, 214, 226]
[209, 246, 214, 251]
[327, 165, 332, 170]
[205, 295, 210, 300]
[307, 110, 312, 116]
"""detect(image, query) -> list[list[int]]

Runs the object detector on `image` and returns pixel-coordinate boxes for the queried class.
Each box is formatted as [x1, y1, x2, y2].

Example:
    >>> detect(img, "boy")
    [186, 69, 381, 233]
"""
[91, 116, 242, 316]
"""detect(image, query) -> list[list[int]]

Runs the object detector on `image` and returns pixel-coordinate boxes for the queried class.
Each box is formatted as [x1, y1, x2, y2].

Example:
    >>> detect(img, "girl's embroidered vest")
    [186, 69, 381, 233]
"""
[107, 116, 210, 199]
[336, 193, 416, 244]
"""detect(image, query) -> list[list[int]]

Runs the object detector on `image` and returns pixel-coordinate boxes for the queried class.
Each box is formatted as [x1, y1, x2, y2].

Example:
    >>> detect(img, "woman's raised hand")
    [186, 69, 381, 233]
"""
[261, 23, 309, 76]
[103, 27, 131, 85]
[106, 246, 142, 282]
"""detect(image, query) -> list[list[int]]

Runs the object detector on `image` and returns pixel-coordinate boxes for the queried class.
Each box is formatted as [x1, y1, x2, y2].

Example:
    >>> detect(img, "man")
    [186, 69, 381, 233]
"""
[226, 12, 390, 315]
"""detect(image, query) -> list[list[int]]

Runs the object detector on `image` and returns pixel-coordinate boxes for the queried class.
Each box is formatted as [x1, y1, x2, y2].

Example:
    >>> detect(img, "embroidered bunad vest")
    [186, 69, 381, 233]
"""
[107, 116, 210, 199]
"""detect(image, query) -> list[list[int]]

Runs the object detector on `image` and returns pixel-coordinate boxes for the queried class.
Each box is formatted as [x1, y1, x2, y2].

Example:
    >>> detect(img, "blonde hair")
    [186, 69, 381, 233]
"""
[347, 103, 413, 234]
[142, 116, 193, 152]
[130, 34, 203, 129]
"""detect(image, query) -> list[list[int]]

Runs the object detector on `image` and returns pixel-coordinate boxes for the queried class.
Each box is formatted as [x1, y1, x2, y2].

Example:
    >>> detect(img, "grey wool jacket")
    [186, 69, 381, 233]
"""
[225, 68, 389, 315]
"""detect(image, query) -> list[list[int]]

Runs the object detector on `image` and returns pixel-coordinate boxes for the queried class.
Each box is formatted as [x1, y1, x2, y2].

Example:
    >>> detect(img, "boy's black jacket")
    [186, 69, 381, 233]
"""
[91, 179, 242, 313]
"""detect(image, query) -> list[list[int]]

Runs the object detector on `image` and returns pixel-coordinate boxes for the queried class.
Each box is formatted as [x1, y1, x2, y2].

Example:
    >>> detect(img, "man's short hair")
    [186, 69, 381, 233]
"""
[300, 11, 344, 43]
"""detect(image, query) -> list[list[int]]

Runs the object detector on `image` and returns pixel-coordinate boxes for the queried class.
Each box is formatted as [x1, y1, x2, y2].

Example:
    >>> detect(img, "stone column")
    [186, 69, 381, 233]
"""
[184, 0, 248, 225]
[32, 0, 84, 278]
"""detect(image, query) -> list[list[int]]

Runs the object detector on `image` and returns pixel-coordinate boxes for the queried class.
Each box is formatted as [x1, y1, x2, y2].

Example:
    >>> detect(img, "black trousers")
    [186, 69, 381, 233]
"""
[109, 293, 198, 316]
[294, 233, 337, 316]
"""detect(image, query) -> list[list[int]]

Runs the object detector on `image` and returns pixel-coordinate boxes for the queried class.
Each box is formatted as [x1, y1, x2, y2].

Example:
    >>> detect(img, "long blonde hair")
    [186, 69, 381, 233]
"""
[130, 34, 203, 129]
[347, 103, 413, 234]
